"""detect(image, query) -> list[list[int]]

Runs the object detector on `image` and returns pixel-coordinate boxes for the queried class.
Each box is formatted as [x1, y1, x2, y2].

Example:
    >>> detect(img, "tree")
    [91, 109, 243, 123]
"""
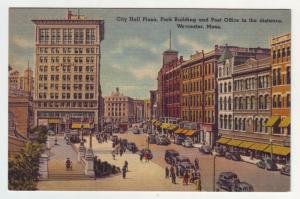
[8, 143, 43, 190]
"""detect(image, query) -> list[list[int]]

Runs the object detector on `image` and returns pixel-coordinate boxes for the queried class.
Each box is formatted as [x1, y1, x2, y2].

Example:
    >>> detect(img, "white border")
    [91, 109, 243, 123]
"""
[1, 0, 299, 199]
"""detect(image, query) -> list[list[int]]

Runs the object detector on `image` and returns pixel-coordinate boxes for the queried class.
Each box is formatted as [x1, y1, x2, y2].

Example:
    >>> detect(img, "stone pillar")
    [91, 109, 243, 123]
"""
[78, 141, 86, 162]
[84, 148, 95, 177]
[39, 153, 49, 179]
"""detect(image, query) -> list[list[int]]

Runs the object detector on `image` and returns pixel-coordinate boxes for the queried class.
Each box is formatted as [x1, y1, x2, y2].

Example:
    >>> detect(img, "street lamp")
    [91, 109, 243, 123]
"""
[270, 138, 273, 161]
[212, 151, 217, 192]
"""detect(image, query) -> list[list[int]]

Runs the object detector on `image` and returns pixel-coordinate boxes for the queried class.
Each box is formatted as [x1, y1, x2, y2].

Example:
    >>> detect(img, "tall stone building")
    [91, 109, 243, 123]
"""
[104, 88, 134, 125]
[133, 99, 144, 123]
[149, 90, 158, 119]
[32, 10, 104, 132]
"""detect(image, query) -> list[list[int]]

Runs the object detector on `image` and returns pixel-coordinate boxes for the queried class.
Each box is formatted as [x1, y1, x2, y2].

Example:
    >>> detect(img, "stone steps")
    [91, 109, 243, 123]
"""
[47, 173, 92, 181]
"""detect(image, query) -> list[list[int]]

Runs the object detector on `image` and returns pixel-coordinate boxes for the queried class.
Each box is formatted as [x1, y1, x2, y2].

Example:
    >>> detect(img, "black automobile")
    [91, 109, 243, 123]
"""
[199, 145, 212, 154]
[232, 182, 254, 192]
[140, 148, 153, 159]
[132, 127, 140, 134]
[175, 155, 190, 167]
[121, 139, 128, 148]
[225, 151, 241, 161]
[256, 158, 278, 171]
[215, 146, 226, 156]
[127, 142, 138, 153]
[148, 134, 156, 144]
[177, 161, 194, 176]
[216, 172, 240, 191]
[280, 164, 290, 176]
[165, 149, 179, 165]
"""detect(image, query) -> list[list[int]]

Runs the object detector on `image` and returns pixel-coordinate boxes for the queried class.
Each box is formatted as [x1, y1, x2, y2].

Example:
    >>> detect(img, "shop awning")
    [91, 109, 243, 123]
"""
[181, 129, 189, 135]
[48, 118, 60, 124]
[154, 121, 161, 126]
[263, 145, 290, 156]
[239, 141, 255, 149]
[216, 137, 231, 144]
[185, 130, 197, 136]
[175, 128, 184, 134]
[151, 119, 156, 124]
[264, 116, 280, 127]
[71, 123, 90, 129]
[278, 117, 290, 128]
[249, 143, 269, 151]
[161, 123, 170, 129]
[227, 139, 243, 147]
[168, 124, 178, 131]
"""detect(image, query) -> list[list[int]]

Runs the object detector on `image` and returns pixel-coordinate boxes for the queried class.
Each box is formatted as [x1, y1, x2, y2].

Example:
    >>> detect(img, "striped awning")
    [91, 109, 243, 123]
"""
[175, 128, 184, 134]
[239, 141, 255, 149]
[264, 116, 280, 127]
[161, 123, 170, 129]
[278, 117, 290, 128]
[181, 129, 189, 135]
[168, 124, 178, 131]
[71, 123, 90, 129]
[216, 137, 231, 144]
[227, 139, 243, 147]
[249, 143, 269, 151]
[185, 130, 197, 136]
[263, 145, 290, 156]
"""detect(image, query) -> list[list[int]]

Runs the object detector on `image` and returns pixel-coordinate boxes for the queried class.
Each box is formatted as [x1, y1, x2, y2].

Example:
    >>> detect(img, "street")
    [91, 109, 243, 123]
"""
[116, 130, 290, 192]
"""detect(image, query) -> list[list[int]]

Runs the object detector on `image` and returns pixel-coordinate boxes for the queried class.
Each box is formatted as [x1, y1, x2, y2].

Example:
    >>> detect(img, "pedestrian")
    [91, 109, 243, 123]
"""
[112, 150, 116, 160]
[122, 165, 127, 179]
[183, 170, 189, 185]
[144, 152, 148, 162]
[194, 158, 199, 170]
[140, 152, 143, 162]
[195, 178, 202, 191]
[176, 165, 179, 176]
[165, 166, 169, 179]
[170, 166, 176, 184]
[120, 147, 123, 156]
[124, 160, 128, 171]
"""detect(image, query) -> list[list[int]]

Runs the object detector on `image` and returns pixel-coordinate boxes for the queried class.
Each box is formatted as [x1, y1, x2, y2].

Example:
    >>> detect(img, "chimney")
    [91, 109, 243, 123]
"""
[180, 56, 183, 63]
[67, 10, 72, 20]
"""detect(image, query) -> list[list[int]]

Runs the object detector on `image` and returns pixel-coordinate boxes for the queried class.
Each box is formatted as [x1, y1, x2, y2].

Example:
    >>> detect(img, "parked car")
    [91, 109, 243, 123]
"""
[256, 159, 278, 171]
[216, 172, 240, 191]
[182, 138, 193, 148]
[280, 164, 290, 176]
[232, 182, 254, 192]
[175, 155, 190, 166]
[48, 130, 55, 136]
[214, 146, 226, 156]
[127, 142, 138, 153]
[165, 149, 179, 165]
[175, 136, 185, 145]
[140, 148, 153, 159]
[148, 134, 157, 144]
[225, 151, 241, 161]
[199, 145, 212, 154]
[156, 135, 171, 145]
[177, 161, 194, 176]
[132, 127, 140, 134]
[121, 139, 128, 147]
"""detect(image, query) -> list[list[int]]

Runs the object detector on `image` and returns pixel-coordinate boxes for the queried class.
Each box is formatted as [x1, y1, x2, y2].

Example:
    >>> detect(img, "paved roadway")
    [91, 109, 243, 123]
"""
[116, 130, 290, 192]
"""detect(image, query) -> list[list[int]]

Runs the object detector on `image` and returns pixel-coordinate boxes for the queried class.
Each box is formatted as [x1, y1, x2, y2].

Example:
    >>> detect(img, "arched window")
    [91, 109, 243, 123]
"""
[224, 115, 228, 129]
[246, 96, 249, 110]
[243, 118, 246, 131]
[228, 82, 232, 92]
[229, 115, 232, 130]
[220, 97, 223, 110]
[278, 95, 282, 108]
[264, 95, 268, 109]
[238, 118, 242, 130]
[224, 97, 227, 110]
[287, 93, 291, 107]
[224, 82, 227, 93]
[239, 97, 242, 110]
[220, 83, 223, 93]
[228, 97, 232, 110]
[258, 95, 263, 109]
[234, 118, 238, 130]
[234, 97, 237, 110]
[259, 118, 263, 132]
[251, 96, 255, 109]
[273, 95, 277, 108]
[254, 118, 258, 132]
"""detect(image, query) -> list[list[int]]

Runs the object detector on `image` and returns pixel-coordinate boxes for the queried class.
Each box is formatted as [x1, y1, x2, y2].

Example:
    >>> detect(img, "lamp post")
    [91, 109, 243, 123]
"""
[270, 138, 273, 161]
[80, 116, 84, 142]
[212, 151, 217, 192]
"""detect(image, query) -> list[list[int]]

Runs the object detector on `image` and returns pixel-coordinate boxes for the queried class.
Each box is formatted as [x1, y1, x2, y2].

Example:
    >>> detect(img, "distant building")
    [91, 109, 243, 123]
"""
[144, 99, 151, 121]
[9, 67, 34, 94]
[133, 99, 144, 123]
[104, 87, 134, 125]
[150, 90, 158, 119]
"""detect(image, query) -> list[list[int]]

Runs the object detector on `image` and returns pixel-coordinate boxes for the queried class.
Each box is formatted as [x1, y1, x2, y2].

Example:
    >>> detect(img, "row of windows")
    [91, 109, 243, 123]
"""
[39, 47, 97, 54]
[39, 28, 96, 44]
[272, 47, 290, 59]
[219, 82, 232, 93]
[106, 98, 129, 101]
[182, 93, 215, 107]
[272, 67, 290, 86]
[38, 83, 95, 91]
[39, 56, 95, 64]
[36, 101, 96, 108]
[182, 110, 215, 124]
[218, 62, 232, 78]
[38, 74, 95, 81]
[107, 103, 126, 107]
[273, 94, 290, 108]
[234, 77, 257, 91]
[233, 95, 269, 110]
[38, 92, 94, 99]
[107, 113, 126, 117]
[182, 62, 215, 80]
[39, 65, 94, 73]
[165, 95, 180, 104]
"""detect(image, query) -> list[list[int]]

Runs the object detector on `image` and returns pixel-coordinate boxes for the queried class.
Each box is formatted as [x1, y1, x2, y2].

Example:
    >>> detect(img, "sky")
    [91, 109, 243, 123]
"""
[9, 8, 290, 99]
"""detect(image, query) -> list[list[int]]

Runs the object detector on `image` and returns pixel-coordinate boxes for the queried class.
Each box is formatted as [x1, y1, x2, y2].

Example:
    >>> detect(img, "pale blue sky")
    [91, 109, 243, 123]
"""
[9, 8, 290, 99]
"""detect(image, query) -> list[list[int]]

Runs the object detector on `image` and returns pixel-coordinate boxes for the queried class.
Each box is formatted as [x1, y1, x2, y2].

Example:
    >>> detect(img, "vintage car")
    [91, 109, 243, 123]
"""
[165, 149, 179, 165]
[280, 164, 290, 176]
[256, 159, 278, 171]
[148, 134, 157, 144]
[177, 161, 194, 177]
[232, 182, 254, 192]
[156, 135, 171, 145]
[225, 151, 241, 161]
[126, 142, 138, 153]
[182, 138, 193, 148]
[216, 172, 240, 191]
[199, 145, 212, 154]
